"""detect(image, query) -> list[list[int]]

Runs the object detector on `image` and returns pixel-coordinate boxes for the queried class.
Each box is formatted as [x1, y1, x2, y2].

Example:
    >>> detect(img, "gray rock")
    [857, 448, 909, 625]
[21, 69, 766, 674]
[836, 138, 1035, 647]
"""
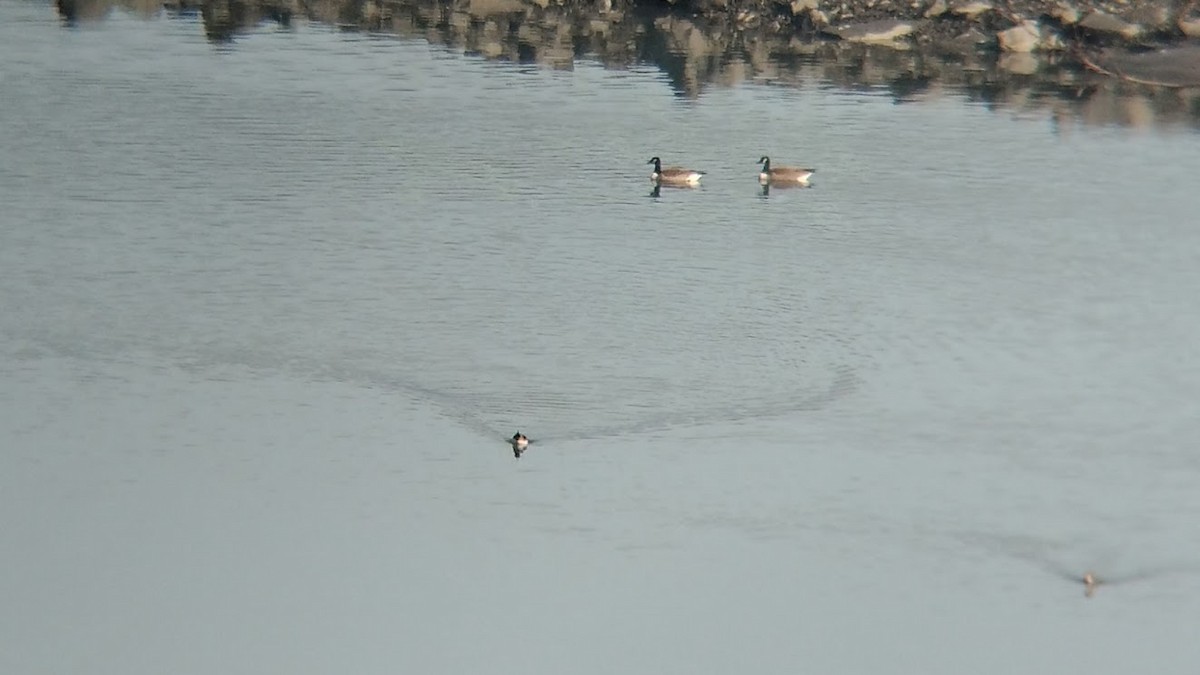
[934, 26, 989, 54]
[1078, 10, 1142, 39]
[829, 18, 922, 43]
[955, 26, 990, 44]
[1121, 5, 1170, 30]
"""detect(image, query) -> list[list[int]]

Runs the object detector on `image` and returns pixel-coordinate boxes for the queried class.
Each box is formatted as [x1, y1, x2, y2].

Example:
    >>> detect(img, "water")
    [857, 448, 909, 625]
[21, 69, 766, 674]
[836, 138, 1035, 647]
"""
[3, 1, 1200, 672]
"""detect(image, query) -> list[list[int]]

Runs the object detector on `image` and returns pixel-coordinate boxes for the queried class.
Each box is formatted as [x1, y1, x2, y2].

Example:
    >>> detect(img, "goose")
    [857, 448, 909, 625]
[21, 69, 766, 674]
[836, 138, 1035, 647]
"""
[758, 156, 814, 185]
[648, 157, 704, 186]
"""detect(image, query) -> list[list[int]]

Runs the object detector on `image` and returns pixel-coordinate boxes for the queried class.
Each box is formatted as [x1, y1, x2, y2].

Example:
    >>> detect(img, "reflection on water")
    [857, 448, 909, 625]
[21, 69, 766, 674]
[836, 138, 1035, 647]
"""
[6, 0, 1200, 670]
[49, 0, 1200, 130]
[757, 181, 812, 198]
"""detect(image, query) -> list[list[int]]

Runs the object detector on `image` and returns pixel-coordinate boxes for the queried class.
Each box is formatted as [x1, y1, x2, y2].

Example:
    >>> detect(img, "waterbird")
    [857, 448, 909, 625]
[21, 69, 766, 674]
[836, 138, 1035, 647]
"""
[758, 156, 815, 185]
[1047, 568, 1122, 598]
[510, 431, 530, 458]
[956, 531, 1200, 600]
[648, 157, 704, 186]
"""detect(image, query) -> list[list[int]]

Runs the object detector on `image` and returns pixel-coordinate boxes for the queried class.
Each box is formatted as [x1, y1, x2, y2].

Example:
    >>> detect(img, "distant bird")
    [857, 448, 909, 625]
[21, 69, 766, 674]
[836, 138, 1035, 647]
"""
[1046, 567, 1119, 598]
[648, 156, 704, 186]
[758, 156, 814, 185]
[510, 431, 530, 458]
[956, 531, 1200, 600]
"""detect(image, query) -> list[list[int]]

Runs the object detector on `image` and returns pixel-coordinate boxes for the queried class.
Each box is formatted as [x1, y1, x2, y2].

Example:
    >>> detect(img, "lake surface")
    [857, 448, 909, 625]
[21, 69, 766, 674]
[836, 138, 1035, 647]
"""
[3, 1, 1200, 673]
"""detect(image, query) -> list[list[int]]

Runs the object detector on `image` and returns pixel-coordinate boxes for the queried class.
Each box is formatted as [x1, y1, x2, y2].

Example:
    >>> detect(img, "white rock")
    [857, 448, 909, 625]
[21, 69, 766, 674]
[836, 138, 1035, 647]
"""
[1178, 16, 1200, 38]
[923, 0, 948, 18]
[1050, 3, 1078, 24]
[950, 0, 992, 19]
[997, 19, 1039, 52]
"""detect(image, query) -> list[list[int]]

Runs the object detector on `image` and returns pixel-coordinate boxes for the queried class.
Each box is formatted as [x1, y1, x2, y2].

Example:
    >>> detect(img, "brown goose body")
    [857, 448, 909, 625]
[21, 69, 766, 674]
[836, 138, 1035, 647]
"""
[758, 156, 815, 185]
[648, 156, 704, 186]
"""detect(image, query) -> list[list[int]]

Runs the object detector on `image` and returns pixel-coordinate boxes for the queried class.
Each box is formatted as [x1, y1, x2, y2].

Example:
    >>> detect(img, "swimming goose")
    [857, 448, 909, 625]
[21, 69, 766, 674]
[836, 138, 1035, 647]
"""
[758, 156, 815, 185]
[510, 431, 530, 458]
[648, 157, 704, 186]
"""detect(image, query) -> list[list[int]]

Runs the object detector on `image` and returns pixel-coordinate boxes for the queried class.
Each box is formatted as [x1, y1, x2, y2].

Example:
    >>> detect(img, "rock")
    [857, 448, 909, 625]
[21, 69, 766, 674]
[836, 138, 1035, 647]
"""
[1049, 3, 1078, 25]
[829, 18, 922, 43]
[923, 0, 948, 18]
[1039, 29, 1065, 50]
[1122, 5, 1170, 31]
[949, 0, 991, 20]
[997, 19, 1039, 52]
[790, 0, 818, 14]
[1178, 13, 1200, 38]
[954, 26, 989, 45]
[1078, 10, 1142, 39]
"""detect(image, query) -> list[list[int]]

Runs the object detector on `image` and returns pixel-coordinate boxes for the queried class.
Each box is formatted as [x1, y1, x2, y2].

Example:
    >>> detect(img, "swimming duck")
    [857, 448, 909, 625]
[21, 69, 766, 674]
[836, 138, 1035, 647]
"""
[648, 157, 704, 186]
[510, 431, 529, 458]
[758, 156, 814, 185]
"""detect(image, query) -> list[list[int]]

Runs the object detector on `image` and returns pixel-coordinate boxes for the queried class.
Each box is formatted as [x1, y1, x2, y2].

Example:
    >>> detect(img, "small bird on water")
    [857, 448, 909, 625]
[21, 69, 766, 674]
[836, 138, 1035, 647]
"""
[955, 532, 1200, 601]
[510, 431, 529, 458]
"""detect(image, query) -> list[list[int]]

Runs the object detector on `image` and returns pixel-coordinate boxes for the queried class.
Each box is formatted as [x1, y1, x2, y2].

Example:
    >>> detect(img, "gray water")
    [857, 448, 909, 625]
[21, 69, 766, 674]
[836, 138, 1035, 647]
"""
[4, 1, 1200, 673]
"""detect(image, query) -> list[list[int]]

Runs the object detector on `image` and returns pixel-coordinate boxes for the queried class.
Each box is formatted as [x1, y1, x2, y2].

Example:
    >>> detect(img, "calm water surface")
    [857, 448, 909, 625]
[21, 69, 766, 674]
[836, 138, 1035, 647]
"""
[3, 1, 1200, 673]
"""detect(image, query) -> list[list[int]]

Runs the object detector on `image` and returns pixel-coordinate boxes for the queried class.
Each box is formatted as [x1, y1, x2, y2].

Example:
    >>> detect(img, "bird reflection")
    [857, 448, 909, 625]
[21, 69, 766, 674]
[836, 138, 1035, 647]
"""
[649, 184, 661, 199]
[759, 181, 813, 198]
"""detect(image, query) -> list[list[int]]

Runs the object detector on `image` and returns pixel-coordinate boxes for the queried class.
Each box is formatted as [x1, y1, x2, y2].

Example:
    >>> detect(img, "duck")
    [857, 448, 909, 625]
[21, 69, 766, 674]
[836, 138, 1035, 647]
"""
[758, 156, 814, 185]
[510, 431, 530, 458]
[648, 157, 704, 186]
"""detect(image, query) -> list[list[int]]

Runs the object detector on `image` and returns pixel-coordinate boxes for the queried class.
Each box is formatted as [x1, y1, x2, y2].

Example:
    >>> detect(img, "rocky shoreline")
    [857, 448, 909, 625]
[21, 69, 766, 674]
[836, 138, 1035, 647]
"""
[693, 0, 1200, 55]
[54, 0, 1200, 127]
